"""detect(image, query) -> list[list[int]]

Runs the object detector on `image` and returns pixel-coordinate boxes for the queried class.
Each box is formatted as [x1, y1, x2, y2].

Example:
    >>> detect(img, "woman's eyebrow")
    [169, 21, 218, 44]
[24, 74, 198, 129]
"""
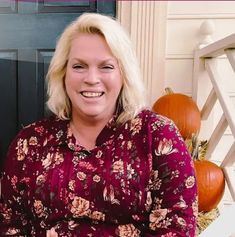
[70, 58, 85, 63]
[71, 58, 117, 64]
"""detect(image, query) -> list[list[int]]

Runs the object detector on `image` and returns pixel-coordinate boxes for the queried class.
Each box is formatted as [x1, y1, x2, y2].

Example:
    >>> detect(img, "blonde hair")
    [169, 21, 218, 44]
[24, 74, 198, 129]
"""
[47, 13, 146, 124]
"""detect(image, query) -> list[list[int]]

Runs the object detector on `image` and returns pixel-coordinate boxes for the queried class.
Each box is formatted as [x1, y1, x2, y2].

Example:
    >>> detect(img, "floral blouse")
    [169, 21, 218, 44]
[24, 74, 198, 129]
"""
[0, 109, 197, 237]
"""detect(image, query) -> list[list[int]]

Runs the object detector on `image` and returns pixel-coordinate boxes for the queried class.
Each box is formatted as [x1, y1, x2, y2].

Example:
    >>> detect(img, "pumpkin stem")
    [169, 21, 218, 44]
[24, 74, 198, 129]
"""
[165, 87, 174, 95]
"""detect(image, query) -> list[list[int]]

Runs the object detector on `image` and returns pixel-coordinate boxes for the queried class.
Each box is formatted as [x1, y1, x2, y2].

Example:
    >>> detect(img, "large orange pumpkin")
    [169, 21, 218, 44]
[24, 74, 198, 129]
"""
[152, 88, 201, 139]
[194, 160, 225, 212]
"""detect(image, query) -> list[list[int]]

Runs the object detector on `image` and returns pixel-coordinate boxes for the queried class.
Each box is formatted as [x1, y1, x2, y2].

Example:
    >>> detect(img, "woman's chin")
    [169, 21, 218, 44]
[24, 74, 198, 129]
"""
[81, 108, 108, 119]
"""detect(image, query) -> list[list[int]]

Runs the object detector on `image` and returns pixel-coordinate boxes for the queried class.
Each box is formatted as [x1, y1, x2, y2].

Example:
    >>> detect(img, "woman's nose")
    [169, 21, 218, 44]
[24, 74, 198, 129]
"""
[84, 68, 100, 84]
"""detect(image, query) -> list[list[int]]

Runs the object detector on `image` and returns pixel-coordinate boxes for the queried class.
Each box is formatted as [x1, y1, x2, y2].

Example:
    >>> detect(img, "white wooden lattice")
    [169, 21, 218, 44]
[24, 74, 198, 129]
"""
[193, 20, 235, 237]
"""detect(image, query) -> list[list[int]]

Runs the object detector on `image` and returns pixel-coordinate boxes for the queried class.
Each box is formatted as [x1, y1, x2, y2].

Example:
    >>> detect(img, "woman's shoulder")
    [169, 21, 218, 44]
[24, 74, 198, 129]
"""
[14, 116, 68, 142]
[136, 109, 181, 135]
[137, 108, 174, 127]
[2, 116, 67, 167]
[137, 109, 183, 141]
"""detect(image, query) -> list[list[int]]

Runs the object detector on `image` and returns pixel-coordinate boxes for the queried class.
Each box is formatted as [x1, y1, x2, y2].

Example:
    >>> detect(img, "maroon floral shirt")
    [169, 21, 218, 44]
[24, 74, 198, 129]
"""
[0, 109, 197, 237]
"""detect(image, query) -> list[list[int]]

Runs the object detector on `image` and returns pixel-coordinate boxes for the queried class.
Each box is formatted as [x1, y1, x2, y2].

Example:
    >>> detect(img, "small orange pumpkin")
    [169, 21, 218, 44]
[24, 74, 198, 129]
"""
[152, 88, 201, 139]
[194, 160, 225, 212]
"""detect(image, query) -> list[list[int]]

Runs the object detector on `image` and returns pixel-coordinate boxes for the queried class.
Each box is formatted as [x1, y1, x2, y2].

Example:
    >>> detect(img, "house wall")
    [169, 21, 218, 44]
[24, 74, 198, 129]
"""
[166, 1, 235, 206]
[166, 1, 235, 95]
[117, 0, 235, 209]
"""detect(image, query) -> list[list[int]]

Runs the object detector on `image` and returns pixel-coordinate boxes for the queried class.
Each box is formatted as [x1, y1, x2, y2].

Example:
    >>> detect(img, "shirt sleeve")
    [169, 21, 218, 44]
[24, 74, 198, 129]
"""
[145, 117, 198, 237]
[0, 132, 33, 236]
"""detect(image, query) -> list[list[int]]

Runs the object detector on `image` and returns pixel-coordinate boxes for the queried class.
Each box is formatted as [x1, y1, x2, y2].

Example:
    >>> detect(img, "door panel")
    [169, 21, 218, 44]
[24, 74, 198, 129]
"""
[0, 0, 17, 14]
[0, 51, 17, 163]
[38, 0, 96, 13]
[0, 0, 116, 165]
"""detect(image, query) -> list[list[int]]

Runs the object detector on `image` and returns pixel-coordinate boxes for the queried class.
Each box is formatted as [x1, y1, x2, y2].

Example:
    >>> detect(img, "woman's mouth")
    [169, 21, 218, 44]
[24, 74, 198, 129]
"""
[80, 91, 104, 98]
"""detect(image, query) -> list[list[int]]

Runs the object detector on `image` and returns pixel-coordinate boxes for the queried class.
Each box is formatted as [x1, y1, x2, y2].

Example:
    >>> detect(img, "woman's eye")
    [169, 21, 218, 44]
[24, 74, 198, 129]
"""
[102, 65, 114, 70]
[72, 64, 85, 70]
[73, 64, 84, 69]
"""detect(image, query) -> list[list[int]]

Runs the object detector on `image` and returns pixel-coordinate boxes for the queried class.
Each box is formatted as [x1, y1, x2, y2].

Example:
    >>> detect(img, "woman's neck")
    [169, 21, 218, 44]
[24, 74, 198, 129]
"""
[70, 115, 112, 150]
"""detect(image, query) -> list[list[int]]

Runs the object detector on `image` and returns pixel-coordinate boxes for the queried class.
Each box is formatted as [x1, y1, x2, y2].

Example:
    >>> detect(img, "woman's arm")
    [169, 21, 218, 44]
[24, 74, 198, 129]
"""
[0, 133, 33, 236]
[145, 117, 198, 237]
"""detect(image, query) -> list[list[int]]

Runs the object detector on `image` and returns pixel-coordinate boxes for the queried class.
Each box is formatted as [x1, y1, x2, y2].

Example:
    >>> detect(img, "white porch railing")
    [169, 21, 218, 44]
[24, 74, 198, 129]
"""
[193, 21, 235, 237]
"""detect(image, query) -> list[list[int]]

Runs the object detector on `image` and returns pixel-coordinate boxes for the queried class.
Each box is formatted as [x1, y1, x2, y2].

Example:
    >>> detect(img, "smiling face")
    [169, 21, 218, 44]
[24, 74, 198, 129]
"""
[65, 33, 122, 123]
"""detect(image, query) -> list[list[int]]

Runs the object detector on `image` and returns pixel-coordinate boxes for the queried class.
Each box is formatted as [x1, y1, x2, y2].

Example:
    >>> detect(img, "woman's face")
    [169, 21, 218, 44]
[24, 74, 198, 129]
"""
[65, 33, 122, 122]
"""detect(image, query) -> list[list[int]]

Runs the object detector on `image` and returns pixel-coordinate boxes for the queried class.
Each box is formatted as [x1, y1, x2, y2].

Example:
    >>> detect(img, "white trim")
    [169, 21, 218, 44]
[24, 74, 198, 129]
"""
[168, 14, 235, 20]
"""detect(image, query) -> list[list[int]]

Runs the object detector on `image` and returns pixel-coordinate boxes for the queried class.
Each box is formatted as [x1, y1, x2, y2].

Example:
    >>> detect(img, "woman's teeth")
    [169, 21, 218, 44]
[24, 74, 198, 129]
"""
[81, 92, 103, 97]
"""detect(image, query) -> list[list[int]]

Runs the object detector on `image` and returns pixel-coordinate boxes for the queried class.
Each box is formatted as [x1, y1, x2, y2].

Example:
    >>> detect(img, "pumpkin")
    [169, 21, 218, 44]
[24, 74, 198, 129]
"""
[152, 88, 201, 139]
[185, 130, 225, 213]
[194, 160, 225, 212]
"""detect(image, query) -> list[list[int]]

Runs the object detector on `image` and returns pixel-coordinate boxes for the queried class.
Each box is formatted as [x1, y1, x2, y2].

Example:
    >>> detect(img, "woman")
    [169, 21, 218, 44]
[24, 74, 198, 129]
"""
[0, 13, 197, 236]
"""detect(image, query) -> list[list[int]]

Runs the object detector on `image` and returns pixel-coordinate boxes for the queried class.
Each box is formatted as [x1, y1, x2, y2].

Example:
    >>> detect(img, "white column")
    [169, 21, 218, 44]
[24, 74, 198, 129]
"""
[117, 1, 168, 106]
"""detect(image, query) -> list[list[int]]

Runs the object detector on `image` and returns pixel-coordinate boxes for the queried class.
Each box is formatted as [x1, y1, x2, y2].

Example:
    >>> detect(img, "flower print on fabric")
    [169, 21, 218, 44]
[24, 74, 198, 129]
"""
[112, 159, 124, 174]
[103, 184, 120, 205]
[16, 138, 28, 161]
[149, 206, 172, 230]
[89, 211, 105, 221]
[129, 117, 142, 136]
[34, 200, 48, 218]
[161, 233, 177, 237]
[70, 196, 90, 218]
[0, 110, 197, 236]
[117, 224, 140, 237]
[155, 138, 178, 156]
[185, 175, 196, 189]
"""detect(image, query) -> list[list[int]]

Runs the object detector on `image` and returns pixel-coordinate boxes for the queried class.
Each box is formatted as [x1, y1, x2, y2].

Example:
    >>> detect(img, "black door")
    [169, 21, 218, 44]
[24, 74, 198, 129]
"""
[0, 0, 116, 166]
